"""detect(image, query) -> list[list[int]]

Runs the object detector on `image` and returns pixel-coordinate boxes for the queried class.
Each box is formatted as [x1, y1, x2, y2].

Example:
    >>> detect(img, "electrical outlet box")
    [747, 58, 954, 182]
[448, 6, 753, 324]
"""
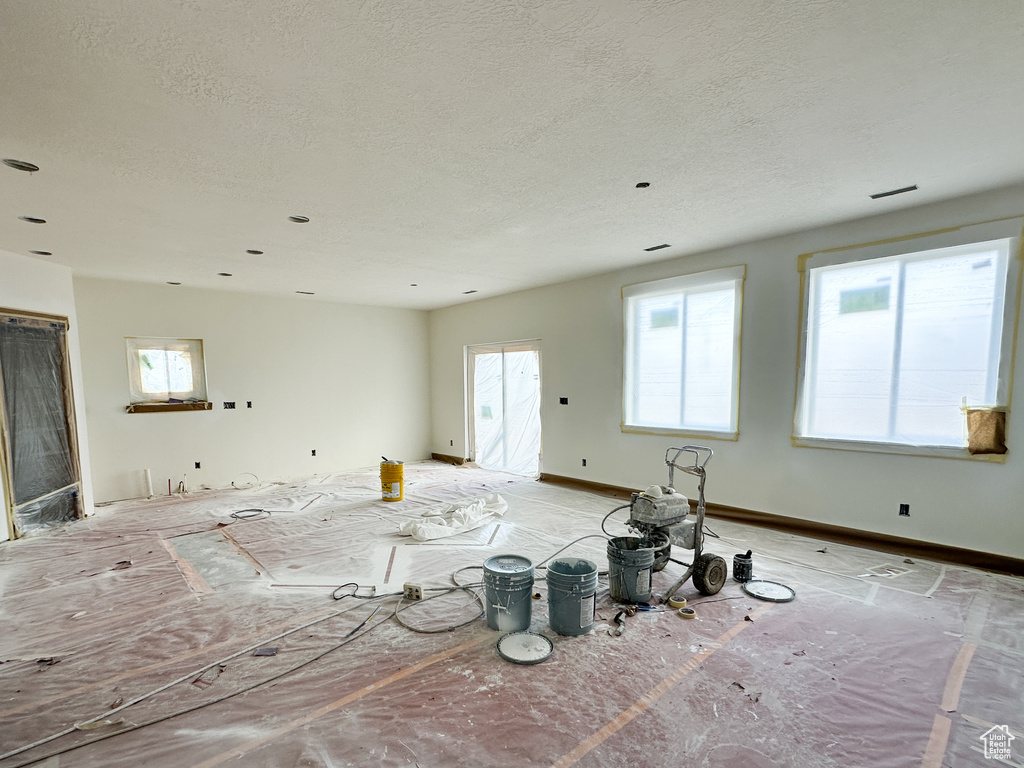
[311, 449, 316, 457]
[582, 458, 587, 467]
[195, 462, 201, 469]
[223, 401, 235, 409]
[403, 583, 423, 601]
[899, 503, 910, 516]
[559, 397, 569, 405]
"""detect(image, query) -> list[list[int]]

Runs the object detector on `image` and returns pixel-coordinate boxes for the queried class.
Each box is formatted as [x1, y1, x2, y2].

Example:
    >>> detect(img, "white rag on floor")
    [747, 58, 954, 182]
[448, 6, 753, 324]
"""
[397, 493, 508, 541]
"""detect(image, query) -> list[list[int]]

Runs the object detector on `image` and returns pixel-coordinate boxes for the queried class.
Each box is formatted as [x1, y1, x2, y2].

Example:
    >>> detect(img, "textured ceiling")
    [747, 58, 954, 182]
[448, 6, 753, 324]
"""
[2, 1, 1024, 309]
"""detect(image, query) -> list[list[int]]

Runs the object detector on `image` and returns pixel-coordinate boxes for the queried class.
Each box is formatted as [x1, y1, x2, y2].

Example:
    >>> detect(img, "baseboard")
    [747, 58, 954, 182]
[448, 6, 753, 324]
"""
[431, 452, 469, 466]
[539, 473, 1024, 577]
[539, 473, 635, 500]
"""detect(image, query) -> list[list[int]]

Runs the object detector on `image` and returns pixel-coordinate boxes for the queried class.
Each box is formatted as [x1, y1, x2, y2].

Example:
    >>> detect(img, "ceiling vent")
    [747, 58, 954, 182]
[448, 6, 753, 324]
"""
[3, 159, 39, 172]
[870, 185, 918, 199]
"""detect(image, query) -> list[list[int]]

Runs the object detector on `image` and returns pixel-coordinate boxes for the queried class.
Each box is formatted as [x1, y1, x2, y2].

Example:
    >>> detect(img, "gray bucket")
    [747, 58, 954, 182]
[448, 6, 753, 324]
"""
[483, 554, 535, 632]
[546, 558, 598, 636]
[607, 537, 654, 603]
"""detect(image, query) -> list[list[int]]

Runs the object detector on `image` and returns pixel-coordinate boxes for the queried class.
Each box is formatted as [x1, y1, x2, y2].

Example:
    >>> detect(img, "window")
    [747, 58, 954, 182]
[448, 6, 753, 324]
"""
[125, 337, 210, 412]
[795, 217, 1021, 454]
[622, 266, 744, 437]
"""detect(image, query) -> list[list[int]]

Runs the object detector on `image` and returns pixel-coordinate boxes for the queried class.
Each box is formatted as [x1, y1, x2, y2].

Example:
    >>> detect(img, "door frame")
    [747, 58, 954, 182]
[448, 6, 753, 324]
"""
[0, 307, 84, 540]
[465, 339, 542, 470]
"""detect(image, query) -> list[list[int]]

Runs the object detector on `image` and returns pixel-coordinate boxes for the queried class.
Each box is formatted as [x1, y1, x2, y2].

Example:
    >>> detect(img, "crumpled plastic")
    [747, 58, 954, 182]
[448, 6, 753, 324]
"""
[397, 493, 508, 541]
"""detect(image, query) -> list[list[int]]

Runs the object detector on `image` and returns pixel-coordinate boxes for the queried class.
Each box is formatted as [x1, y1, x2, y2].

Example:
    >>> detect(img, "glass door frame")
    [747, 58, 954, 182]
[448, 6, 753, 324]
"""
[465, 339, 542, 472]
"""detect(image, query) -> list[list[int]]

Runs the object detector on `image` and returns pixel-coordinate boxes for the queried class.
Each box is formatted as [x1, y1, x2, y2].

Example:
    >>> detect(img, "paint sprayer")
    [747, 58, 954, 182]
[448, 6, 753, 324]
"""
[615, 445, 727, 601]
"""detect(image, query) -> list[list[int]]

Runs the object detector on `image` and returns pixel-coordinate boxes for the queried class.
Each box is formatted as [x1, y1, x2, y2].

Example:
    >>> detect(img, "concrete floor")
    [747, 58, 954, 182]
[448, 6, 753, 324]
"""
[1, 462, 1021, 767]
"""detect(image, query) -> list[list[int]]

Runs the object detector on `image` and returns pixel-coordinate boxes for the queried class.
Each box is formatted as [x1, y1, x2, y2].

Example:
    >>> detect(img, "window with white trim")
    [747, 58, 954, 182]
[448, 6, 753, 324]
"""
[796, 218, 1020, 453]
[125, 337, 209, 411]
[623, 266, 744, 436]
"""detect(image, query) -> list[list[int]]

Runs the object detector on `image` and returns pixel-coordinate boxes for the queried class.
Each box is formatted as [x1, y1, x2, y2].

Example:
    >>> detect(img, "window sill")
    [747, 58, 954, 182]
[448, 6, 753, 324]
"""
[620, 423, 739, 442]
[125, 402, 213, 414]
[792, 435, 1007, 462]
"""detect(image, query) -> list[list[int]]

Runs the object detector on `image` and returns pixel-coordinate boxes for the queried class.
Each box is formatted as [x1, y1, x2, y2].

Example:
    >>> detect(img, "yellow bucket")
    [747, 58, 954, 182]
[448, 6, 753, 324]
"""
[380, 460, 404, 502]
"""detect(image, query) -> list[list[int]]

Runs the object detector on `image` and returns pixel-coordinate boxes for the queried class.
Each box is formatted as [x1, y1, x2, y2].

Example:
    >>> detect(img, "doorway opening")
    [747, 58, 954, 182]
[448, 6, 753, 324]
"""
[467, 341, 542, 476]
[0, 309, 84, 539]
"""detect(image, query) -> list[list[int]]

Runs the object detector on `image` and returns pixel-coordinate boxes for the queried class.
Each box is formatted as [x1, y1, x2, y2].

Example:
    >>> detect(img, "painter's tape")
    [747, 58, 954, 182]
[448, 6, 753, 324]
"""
[678, 607, 696, 619]
[667, 596, 688, 609]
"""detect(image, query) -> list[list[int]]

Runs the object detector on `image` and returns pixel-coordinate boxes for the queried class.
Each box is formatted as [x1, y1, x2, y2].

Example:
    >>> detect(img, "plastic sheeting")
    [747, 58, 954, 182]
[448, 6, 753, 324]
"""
[0, 318, 80, 536]
[471, 347, 541, 477]
[397, 492, 508, 541]
[1, 462, 1022, 767]
[795, 218, 1022, 454]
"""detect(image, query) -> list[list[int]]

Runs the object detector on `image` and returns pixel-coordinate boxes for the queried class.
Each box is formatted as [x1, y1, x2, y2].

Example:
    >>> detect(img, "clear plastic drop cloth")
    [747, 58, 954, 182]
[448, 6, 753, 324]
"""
[473, 349, 541, 476]
[11, 485, 79, 536]
[397, 492, 508, 541]
[0, 319, 79, 535]
[0, 463, 1021, 768]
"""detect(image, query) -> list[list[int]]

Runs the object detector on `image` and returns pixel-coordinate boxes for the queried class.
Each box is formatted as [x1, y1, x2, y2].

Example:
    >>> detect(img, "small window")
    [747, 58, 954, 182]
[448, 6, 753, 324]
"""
[125, 337, 210, 412]
[795, 217, 1021, 455]
[622, 266, 744, 437]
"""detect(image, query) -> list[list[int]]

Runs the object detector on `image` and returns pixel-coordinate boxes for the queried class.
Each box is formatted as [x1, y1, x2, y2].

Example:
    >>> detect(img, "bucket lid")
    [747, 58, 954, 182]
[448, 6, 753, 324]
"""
[484, 554, 533, 576]
[742, 580, 796, 603]
[496, 632, 552, 665]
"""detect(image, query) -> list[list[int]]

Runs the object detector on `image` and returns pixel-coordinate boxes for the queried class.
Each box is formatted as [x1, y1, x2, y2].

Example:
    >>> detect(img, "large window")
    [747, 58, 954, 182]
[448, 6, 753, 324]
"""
[796, 218, 1021, 454]
[125, 337, 210, 412]
[623, 266, 744, 436]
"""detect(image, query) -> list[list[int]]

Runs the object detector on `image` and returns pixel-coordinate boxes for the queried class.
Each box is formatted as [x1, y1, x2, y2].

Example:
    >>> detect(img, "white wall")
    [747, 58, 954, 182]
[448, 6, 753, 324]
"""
[0, 249, 95, 538]
[430, 184, 1024, 560]
[74, 278, 431, 502]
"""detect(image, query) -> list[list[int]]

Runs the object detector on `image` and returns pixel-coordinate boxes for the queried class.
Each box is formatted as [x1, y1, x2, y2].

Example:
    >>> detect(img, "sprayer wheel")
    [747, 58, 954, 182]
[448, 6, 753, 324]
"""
[692, 553, 728, 596]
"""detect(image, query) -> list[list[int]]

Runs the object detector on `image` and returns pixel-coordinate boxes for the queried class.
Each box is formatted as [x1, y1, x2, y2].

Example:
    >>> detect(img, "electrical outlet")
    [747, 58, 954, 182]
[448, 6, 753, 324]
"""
[582, 458, 587, 467]
[223, 401, 235, 409]
[450, 439, 453, 447]
[194, 462, 201, 469]
[247, 401, 252, 408]
[559, 397, 569, 405]
[899, 503, 910, 517]
[403, 582, 423, 601]
[311, 449, 316, 457]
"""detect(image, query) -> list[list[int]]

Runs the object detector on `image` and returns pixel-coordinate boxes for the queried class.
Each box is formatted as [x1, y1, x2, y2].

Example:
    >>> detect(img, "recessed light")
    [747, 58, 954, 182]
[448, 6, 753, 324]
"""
[295, 290, 315, 295]
[3, 159, 39, 173]
[217, 272, 232, 277]
[644, 243, 670, 252]
[166, 281, 182, 285]
[870, 185, 918, 200]
[19, 216, 46, 224]
[462, 290, 478, 295]
[246, 249, 264, 255]
[288, 215, 310, 223]
[29, 250, 52, 256]
[636, 182, 650, 188]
